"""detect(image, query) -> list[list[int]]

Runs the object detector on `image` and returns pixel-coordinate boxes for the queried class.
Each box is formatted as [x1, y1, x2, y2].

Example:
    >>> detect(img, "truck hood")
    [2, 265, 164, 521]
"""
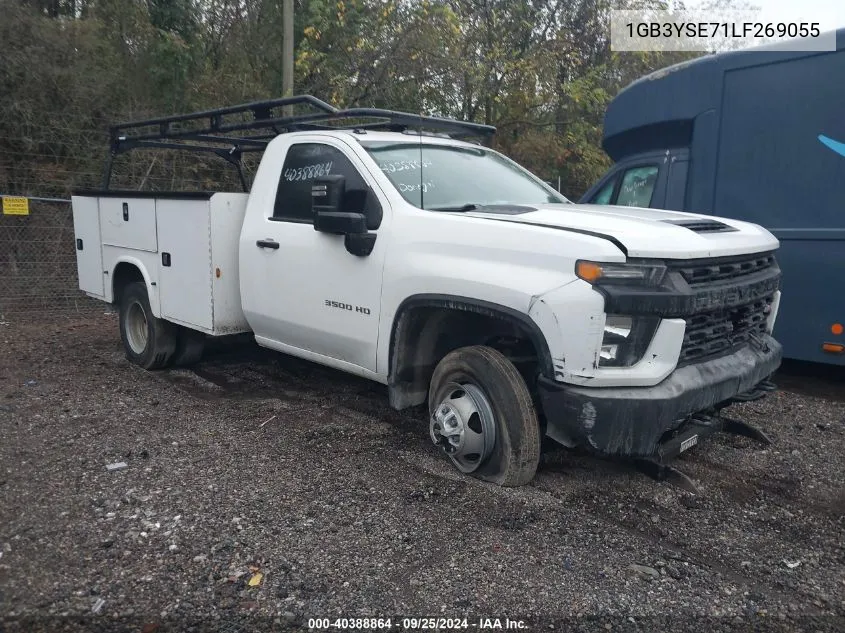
[466, 203, 779, 259]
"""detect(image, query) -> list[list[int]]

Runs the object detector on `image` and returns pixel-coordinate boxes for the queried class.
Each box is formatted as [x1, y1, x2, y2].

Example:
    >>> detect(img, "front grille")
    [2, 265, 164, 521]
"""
[671, 252, 777, 286]
[679, 295, 773, 364]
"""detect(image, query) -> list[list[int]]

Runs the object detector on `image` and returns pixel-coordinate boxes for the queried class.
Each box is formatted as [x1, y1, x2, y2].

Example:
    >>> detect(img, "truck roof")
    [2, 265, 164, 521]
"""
[603, 29, 845, 161]
[285, 129, 485, 149]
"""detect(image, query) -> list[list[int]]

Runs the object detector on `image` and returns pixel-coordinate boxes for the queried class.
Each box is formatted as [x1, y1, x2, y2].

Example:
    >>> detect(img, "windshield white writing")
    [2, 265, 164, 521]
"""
[363, 142, 567, 210]
[379, 159, 433, 173]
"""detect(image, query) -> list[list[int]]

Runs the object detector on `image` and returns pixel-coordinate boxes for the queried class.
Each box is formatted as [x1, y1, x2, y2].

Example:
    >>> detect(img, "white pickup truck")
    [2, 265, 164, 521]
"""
[72, 96, 783, 486]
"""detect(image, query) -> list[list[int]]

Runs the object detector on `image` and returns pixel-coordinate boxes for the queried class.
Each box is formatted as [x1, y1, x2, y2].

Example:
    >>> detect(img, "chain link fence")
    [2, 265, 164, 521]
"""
[0, 198, 102, 321]
[1, 134, 255, 323]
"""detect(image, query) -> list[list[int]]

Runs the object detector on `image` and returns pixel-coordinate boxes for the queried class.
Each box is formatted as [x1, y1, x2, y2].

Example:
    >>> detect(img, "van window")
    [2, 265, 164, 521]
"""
[591, 178, 616, 204]
[616, 166, 658, 208]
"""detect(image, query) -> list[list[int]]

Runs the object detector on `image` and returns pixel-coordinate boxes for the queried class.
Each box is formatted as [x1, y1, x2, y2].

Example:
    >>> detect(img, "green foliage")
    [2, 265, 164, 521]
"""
[1, 0, 703, 198]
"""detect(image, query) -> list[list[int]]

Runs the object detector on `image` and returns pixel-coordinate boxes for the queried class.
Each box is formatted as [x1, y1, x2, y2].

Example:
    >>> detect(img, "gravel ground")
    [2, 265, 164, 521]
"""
[1, 314, 843, 632]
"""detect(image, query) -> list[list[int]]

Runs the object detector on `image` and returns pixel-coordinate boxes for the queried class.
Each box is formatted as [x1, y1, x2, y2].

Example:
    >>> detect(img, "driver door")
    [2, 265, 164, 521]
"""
[239, 137, 389, 373]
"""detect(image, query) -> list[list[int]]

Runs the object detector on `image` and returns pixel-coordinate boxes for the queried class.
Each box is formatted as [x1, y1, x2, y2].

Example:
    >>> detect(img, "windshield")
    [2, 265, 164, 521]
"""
[360, 141, 569, 210]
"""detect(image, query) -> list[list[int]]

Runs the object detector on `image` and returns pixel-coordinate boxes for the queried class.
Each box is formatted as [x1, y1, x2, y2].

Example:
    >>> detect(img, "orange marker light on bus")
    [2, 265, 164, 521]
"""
[822, 343, 845, 354]
[832, 323, 844, 336]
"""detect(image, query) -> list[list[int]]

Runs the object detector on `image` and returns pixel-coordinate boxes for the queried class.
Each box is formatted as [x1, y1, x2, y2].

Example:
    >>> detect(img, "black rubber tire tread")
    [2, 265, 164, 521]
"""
[119, 282, 177, 370]
[171, 326, 206, 367]
[428, 345, 540, 487]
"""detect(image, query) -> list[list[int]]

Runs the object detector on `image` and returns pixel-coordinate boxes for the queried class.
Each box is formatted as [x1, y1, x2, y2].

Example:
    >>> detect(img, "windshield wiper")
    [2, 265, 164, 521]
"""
[427, 203, 481, 212]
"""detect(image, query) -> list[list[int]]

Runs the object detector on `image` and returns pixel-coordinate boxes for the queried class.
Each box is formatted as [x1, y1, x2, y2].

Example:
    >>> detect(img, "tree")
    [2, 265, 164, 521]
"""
[1, 0, 706, 198]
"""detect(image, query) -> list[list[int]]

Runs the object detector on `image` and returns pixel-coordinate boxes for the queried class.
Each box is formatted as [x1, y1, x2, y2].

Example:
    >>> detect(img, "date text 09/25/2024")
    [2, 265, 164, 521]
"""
[307, 618, 529, 630]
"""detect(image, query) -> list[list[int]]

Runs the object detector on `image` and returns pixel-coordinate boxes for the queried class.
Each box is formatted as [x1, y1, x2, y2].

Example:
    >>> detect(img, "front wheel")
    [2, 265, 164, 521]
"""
[428, 345, 540, 487]
[119, 282, 177, 369]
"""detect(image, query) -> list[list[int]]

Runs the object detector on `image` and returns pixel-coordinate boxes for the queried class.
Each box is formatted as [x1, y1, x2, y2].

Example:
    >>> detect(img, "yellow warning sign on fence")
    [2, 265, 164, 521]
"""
[2, 197, 30, 216]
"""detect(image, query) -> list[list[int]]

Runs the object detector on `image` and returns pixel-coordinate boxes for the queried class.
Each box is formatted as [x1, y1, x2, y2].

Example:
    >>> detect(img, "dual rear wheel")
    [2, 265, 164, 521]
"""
[118, 282, 204, 369]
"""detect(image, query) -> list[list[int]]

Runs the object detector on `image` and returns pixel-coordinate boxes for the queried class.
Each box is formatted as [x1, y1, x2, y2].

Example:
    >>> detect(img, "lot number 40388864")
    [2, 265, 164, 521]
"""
[307, 618, 393, 629]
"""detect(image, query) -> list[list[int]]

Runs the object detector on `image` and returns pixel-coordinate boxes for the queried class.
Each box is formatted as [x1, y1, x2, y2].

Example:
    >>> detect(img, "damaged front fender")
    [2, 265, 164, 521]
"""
[528, 279, 605, 383]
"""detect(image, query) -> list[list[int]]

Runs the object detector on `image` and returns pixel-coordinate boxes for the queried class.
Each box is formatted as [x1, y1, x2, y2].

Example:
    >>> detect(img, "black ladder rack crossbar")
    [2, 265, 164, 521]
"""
[103, 94, 496, 190]
[109, 95, 495, 145]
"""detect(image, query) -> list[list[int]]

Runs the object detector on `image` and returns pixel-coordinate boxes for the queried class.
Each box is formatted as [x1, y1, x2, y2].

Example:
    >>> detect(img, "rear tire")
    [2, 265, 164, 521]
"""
[428, 345, 540, 486]
[119, 282, 176, 369]
[172, 326, 206, 367]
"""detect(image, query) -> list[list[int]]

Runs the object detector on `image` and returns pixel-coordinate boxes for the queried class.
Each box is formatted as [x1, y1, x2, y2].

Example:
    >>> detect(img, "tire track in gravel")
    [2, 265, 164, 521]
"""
[679, 452, 844, 522]
[403, 423, 841, 615]
[159, 349, 841, 525]
[532, 445, 842, 615]
[152, 343, 843, 616]
[329, 380, 832, 611]
[400, 449, 828, 614]
[537, 481, 832, 613]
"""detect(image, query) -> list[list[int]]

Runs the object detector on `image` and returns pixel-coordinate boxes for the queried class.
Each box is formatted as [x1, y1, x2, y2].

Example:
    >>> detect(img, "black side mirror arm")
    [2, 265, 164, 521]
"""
[311, 175, 377, 256]
[344, 233, 377, 257]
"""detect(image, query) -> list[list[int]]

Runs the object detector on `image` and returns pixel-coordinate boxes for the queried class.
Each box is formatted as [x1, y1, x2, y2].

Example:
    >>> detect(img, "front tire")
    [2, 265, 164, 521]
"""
[428, 345, 540, 486]
[119, 282, 176, 369]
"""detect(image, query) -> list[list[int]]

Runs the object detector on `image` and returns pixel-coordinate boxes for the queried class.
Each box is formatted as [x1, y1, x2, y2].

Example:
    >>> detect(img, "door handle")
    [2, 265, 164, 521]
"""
[256, 239, 279, 250]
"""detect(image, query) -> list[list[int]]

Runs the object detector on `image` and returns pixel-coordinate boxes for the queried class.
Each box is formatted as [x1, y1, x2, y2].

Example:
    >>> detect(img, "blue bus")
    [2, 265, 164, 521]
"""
[581, 30, 845, 366]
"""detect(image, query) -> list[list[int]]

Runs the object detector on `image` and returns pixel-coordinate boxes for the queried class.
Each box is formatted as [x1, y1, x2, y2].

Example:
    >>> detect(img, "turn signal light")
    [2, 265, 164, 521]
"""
[575, 261, 604, 283]
[832, 323, 844, 335]
[822, 343, 845, 354]
[574, 260, 667, 286]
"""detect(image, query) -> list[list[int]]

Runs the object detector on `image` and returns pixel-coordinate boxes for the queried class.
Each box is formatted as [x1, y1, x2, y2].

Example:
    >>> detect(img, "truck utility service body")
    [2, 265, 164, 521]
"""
[73, 97, 782, 485]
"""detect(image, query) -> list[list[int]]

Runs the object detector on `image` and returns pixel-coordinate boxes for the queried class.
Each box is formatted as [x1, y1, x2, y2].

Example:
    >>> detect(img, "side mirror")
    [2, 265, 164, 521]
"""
[312, 175, 366, 235]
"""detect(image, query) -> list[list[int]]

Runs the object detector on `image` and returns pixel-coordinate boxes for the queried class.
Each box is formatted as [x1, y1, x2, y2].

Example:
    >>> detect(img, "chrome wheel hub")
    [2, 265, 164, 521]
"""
[430, 382, 496, 473]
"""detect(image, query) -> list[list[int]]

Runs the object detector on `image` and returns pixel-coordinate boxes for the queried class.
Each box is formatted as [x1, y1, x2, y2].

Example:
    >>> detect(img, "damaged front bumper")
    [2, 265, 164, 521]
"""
[537, 335, 782, 457]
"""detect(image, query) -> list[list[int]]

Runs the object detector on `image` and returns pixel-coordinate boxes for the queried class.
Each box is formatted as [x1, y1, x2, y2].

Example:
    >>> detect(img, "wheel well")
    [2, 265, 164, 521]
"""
[387, 298, 552, 410]
[112, 263, 145, 305]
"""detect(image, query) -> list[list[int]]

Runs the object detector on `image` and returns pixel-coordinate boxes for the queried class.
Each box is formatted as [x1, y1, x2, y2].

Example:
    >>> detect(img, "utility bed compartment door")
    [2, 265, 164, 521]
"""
[157, 199, 213, 330]
[71, 196, 104, 297]
[99, 197, 157, 252]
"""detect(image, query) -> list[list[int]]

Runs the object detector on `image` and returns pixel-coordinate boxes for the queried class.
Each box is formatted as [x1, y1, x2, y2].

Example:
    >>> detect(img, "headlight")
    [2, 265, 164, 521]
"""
[576, 260, 667, 286]
[599, 315, 660, 367]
